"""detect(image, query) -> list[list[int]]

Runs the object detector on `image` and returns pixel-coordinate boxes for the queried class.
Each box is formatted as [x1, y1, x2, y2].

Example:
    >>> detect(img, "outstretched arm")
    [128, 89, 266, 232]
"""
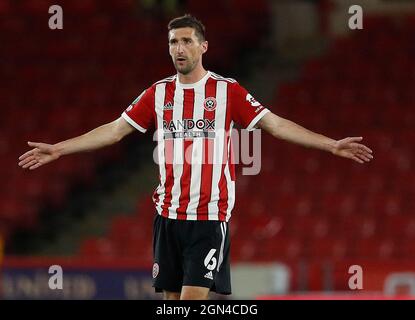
[18, 117, 135, 170]
[256, 112, 373, 164]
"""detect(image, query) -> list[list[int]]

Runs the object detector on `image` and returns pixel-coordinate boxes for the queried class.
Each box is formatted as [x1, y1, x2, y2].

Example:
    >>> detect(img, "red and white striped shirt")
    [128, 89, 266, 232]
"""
[122, 71, 269, 221]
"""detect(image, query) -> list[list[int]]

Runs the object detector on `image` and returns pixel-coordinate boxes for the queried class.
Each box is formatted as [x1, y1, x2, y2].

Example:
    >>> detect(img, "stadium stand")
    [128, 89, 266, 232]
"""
[1, 0, 269, 244]
[81, 14, 415, 289]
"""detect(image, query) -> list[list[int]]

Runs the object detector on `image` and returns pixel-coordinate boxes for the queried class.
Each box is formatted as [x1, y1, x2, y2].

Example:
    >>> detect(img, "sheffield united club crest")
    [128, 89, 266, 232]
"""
[152, 263, 159, 278]
[203, 97, 217, 111]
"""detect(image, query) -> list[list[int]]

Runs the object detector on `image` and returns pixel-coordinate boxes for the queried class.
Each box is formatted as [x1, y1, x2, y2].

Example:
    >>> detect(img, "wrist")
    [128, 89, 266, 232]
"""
[53, 142, 64, 157]
[327, 139, 338, 154]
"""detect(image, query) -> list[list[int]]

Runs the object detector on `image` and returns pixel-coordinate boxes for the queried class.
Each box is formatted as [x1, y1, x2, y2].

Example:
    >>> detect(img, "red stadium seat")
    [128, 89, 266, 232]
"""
[398, 241, 415, 259]
[80, 237, 118, 258]
[351, 238, 397, 260]
[307, 237, 349, 260]
[258, 236, 304, 260]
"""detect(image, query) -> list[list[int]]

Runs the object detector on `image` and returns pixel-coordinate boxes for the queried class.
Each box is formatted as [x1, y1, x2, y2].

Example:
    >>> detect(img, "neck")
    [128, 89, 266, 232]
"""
[178, 64, 207, 84]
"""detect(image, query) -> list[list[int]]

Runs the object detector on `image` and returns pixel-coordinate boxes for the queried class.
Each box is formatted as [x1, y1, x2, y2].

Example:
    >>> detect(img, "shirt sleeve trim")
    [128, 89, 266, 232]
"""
[121, 112, 147, 133]
[246, 108, 270, 131]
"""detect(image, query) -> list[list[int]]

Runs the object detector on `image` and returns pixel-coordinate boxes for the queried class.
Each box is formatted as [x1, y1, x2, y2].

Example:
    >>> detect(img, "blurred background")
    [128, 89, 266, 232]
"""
[1, 0, 414, 299]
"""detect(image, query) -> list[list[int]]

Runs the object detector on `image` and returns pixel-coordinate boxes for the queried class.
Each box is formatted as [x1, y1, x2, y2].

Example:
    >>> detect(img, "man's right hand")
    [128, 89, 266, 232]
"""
[18, 142, 61, 170]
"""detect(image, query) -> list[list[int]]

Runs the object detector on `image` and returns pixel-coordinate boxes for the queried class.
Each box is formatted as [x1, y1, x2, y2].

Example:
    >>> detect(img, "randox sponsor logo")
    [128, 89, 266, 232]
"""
[163, 119, 215, 131]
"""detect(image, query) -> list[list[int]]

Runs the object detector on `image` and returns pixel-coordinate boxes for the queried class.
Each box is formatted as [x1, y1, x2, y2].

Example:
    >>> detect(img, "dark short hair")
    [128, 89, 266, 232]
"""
[167, 14, 206, 42]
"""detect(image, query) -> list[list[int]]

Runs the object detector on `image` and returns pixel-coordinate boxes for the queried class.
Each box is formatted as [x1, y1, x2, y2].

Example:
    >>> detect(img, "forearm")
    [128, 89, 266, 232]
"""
[54, 122, 121, 156]
[264, 114, 336, 153]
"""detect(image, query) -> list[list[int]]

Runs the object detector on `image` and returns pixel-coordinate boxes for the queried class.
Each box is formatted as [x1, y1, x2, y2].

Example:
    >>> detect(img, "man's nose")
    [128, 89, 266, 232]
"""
[177, 43, 184, 54]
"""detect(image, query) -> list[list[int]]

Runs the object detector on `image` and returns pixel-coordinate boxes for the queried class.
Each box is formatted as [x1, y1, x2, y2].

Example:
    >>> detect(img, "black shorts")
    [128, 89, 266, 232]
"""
[152, 214, 231, 295]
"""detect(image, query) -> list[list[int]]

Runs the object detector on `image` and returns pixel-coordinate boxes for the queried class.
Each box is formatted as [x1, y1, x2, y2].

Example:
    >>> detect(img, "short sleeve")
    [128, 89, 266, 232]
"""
[230, 83, 270, 131]
[121, 86, 155, 133]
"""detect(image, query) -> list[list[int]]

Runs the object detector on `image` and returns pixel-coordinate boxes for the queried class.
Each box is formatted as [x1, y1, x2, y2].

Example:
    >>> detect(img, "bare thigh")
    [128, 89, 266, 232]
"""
[180, 286, 210, 300]
[163, 290, 181, 300]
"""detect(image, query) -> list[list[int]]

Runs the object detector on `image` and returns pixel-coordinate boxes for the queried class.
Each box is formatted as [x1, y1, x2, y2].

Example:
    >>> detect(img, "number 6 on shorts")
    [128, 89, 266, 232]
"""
[204, 249, 217, 271]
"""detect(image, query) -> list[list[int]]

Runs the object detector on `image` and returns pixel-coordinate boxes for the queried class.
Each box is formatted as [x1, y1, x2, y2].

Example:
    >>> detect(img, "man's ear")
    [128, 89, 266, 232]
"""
[201, 41, 208, 54]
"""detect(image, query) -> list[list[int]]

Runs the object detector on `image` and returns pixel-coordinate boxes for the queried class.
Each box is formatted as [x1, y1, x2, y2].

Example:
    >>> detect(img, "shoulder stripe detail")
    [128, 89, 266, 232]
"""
[210, 72, 237, 83]
[155, 75, 177, 85]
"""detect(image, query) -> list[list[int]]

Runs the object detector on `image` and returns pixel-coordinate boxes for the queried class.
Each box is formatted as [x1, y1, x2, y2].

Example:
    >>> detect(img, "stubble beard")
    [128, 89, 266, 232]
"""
[174, 58, 197, 75]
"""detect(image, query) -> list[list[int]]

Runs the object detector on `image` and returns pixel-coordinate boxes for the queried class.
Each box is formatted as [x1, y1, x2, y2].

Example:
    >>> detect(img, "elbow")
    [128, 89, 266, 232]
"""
[269, 120, 285, 139]
[110, 118, 132, 144]
[261, 113, 285, 139]
[109, 121, 126, 144]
